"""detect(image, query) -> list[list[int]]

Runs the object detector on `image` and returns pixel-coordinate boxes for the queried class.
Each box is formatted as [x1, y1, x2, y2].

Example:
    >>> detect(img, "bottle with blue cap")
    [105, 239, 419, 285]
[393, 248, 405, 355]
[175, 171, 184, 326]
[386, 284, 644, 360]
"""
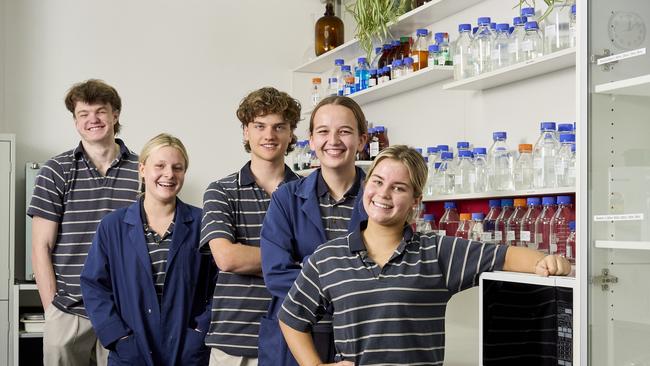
[331, 58, 344, 96]
[455, 149, 475, 194]
[509, 16, 528, 64]
[428, 44, 440, 66]
[427, 162, 442, 196]
[340, 65, 353, 96]
[520, 197, 542, 248]
[355, 57, 370, 92]
[391, 59, 404, 80]
[550, 195, 574, 257]
[569, 4, 577, 48]
[403, 57, 415, 75]
[472, 147, 488, 193]
[453, 23, 473, 79]
[470, 17, 494, 75]
[555, 133, 576, 187]
[483, 199, 501, 243]
[566, 221, 576, 263]
[412, 28, 429, 70]
[488, 131, 514, 191]
[494, 199, 515, 244]
[455, 141, 471, 170]
[522, 21, 544, 61]
[439, 201, 460, 236]
[434, 32, 452, 66]
[436, 152, 455, 195]
[533, 122, 560, 188]
[492, 23, 511, 70]
[534, 196, 557, 253]
[469, 213, 486, 241]
[544, 0, 572, 54]
[370, 46, 383, 70]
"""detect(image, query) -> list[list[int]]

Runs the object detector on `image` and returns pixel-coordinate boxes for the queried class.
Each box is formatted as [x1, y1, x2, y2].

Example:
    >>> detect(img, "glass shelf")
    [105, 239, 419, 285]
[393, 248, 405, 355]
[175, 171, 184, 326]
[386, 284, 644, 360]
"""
[594, 74, 650, 97]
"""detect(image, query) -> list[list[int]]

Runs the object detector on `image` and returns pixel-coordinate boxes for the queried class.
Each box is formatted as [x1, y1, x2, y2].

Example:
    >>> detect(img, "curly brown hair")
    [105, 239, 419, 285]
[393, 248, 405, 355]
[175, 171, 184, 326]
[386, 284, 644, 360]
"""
[64, 79, 123, 135]
[236, 87, 302, 154]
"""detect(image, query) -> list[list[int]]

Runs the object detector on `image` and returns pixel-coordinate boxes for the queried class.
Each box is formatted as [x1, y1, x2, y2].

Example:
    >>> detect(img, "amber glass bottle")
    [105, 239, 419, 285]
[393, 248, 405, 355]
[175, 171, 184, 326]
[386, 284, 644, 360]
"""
[315, 0, 344, 56]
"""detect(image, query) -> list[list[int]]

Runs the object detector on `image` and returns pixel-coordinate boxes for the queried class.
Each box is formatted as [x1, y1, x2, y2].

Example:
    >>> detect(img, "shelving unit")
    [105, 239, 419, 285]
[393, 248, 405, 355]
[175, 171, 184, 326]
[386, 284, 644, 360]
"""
[443, 47, 576, 91]
[594, 240, 650, 251]
[593, 74, 650, 97]
[423, 187, 575, 202]
[293, 0, 485, 73]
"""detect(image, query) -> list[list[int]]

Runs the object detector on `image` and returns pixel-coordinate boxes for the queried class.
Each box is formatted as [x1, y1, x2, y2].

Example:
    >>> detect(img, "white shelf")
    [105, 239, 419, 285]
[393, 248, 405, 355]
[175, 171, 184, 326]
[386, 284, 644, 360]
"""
[594, 74, 650, 97]
[443, 47, 576, 91]
[294, 160, 373, 176]
[293, 0, 485, 73]
[354, 66, 453, 105]
[18, 331, 43, 339]
[422, 187, 575, 202]
[481, 271, 576, 289]
[594, 240, 650, 251]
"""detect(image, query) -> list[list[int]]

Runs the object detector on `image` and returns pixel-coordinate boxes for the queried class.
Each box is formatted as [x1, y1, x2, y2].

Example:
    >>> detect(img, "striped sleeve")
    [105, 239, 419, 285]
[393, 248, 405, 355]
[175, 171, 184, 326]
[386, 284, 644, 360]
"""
[27, 159, 66, 222]
[278, 255, 329, 332]
[200, 179, 236, 250]
[436, 236, 508, 293]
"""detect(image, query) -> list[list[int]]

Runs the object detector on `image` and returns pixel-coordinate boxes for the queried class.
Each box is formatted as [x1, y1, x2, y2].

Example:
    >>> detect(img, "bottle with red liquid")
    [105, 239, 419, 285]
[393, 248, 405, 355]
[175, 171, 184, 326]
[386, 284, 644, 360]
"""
[494, 198, 514, 245]
[482, 199, 501, 243]
[519, 197, 542, 248]
[534, 196, 557, 253]
[455, 213, 472, 239]
[550, 195, 575, 257]
[566, 221, 576, 263]
[505, 198, 527, 246]
[439, 201, 460, 236]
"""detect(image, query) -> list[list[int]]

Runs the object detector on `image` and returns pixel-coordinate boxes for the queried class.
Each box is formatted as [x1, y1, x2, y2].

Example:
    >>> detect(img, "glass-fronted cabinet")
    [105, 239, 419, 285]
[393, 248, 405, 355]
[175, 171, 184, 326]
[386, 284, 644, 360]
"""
[587, 0, 650, 364]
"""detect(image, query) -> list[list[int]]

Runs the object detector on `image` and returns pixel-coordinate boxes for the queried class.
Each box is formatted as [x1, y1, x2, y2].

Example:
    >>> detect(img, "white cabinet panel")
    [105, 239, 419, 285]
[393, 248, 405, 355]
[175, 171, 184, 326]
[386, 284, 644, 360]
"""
[0, 141, 11, 300]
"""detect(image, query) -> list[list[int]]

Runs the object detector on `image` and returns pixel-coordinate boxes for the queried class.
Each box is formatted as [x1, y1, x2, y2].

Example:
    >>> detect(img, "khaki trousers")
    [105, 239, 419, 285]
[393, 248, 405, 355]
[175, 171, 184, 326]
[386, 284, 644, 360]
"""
[209, 348, 258, 366]
[43, 304, 108, 366]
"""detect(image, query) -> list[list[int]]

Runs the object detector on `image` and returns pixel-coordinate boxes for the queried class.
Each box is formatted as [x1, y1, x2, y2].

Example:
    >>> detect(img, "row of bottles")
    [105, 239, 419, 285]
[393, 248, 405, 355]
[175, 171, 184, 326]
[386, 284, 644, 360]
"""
[433, 196, 575, 262]
[423, 121, 576, 197]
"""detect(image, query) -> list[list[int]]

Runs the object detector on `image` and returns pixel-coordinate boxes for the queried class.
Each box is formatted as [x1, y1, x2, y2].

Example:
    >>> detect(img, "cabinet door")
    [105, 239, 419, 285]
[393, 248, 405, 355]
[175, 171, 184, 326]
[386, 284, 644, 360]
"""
[0, 141, 10, 300]
[588, 0, 650, 365]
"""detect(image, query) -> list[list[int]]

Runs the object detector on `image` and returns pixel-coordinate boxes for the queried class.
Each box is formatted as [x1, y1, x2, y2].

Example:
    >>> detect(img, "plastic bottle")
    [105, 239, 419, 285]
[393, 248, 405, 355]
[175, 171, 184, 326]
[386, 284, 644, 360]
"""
[471, 17, 494, 75]
[483, 199, 502, 243]
[428, 44, 440, 67]
[555, 133, 576, 187]
[566, 221, 576, 263]
[534, 196, 557, 253]
[472, 147, 488, 193]
[355, 57, 370, 92]
[470, 213, 485, 241]
[453, 23, 473, 80]
[438, 151, 455, 195]
[435, 32, 452, 66]
[533, 122, 560, 189]
[494, 198, 514, 245]
[455, 213, 472, 239]
[492, 23, 511, 70]
[454, 150, 475, 194]
[519, 197, 542, 248]
[509, 16, 528, 65]
[522, 21, 544, 61]
[403, 57, 415, 75]
[505, 198, 527, 246]
[311, 78, 322, 107]
[439, 201, 460, 237]
[550, 195, 575, 257]
[412, 28, 429, 70]
[544, 0, 571, 54]
[391, 59, 404, 79]
[514, 143, 534, 190]
[569, 4, 577, 48]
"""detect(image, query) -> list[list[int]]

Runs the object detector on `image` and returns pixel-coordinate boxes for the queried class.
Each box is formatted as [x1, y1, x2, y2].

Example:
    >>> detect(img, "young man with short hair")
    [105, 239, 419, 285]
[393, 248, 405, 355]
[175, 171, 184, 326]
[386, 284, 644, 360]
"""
[200, 87, 302, 366]
[28, 79, 140, 366]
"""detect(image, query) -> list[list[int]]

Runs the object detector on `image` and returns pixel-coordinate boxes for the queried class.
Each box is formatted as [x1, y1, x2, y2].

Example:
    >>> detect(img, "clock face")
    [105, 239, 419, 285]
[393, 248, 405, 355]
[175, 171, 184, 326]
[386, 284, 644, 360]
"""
[608, 11, 647, 50]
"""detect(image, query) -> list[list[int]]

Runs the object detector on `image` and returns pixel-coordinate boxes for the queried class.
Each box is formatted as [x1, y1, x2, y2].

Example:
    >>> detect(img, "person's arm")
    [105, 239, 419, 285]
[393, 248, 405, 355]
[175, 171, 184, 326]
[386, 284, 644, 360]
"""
[31, 216, 58, 309]
[209, 238, 262, 276]
[279, 321, 353, 366]
[503, 246, 572, 276]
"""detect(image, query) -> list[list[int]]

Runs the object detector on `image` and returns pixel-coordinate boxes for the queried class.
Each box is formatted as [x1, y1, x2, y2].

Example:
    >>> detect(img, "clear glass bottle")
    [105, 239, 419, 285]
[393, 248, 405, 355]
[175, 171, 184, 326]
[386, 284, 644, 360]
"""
[454, 150, 475, 194]
[333, 59, 345, 96]
[311, 77, 322, 107]
[355, 57, 370, 92]
[487, 131, 513, 191]
[368, 69, 378, 88]
[470, 213, 485, 241]
[491, 23, 511, 70]
[483, 199, 501, 243]
[344, 75, 355, 96]
[519, 197, 542, 248]
[368, 128, 378, 160]
[315, 0, 344, 56]
[505, 198, 527, 246]
[429, 162, 442, 196]
[533, 122, 560, 189]
[380, 66, 391, 84]
[391, 59, 404, 80]
[522, 21, 544, 61]
[340, 65, 353, 95]
[509, 16, 528, 65]
[472, 147, 489, 193]
[455, 213, 472, 239]
[453, 23, 473, 80]
[494, 199, 514, 245]
[470, 17, 494, 75]
[569, 4, 577, 48]
[534, 196, 557, 254]
[550, 195, 574, 257]
[566, 221, 576, 263]
[435, 32, 452, 66]
[555, 133, 576, 187]
[514, 143, 534, 190]
[544, 0, 571, 54]
[438, 151, 455, 195]
[412, 28, 429, 71]
[429, 44, 440, 66]
[439, 201, 460, 237]
[403, 57, 415, 75]
[417, 213, 436, 233]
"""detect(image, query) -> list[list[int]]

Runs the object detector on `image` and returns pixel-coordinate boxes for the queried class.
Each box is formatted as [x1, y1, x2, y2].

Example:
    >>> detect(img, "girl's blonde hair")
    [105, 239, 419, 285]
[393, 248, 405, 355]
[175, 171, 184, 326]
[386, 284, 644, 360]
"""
[138, 133, 189, 194]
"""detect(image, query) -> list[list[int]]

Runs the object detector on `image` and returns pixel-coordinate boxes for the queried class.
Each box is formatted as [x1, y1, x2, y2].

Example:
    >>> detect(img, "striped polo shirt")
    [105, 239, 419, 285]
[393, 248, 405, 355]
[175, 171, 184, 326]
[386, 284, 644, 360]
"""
[200, 162, 299, 357]
[27, 139, 139, 317]
[317, 168, 362, 241]
[140, 198, 174, 302]
[279, 223, 507, 365]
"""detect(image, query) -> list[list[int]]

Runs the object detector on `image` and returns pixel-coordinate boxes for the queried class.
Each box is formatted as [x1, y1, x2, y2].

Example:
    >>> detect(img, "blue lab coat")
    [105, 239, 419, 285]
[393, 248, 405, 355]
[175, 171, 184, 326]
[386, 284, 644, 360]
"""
[259, 169, 366, 366]
[81, 199, 215, 366]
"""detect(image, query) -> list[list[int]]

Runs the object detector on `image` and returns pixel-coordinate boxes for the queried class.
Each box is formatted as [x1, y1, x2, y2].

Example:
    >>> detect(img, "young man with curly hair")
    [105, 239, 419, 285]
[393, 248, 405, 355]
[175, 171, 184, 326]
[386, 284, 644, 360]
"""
[200, 87, 302, 366]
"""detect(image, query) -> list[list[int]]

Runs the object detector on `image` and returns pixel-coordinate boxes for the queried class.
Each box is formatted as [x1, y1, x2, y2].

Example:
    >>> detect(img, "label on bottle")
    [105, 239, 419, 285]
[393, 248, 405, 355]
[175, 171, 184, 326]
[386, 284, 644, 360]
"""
[454, 175, 463, 185]
[370, 141, 379, 158]
[550, 243, 558, 254]
[480, 232, 493, 242]
[527, 241, 539, 250]
[535, 233, 543, 246]
[566, 244, 573, 259]
[545, 25, 557, 38]
[506, 230, 515, 241]
[522, 40, 534, 52]
[520, 231, 531, 242]
[412, 54, 419, 63]
[437, 230, 447, 237]
[494, 231, 503, 242]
